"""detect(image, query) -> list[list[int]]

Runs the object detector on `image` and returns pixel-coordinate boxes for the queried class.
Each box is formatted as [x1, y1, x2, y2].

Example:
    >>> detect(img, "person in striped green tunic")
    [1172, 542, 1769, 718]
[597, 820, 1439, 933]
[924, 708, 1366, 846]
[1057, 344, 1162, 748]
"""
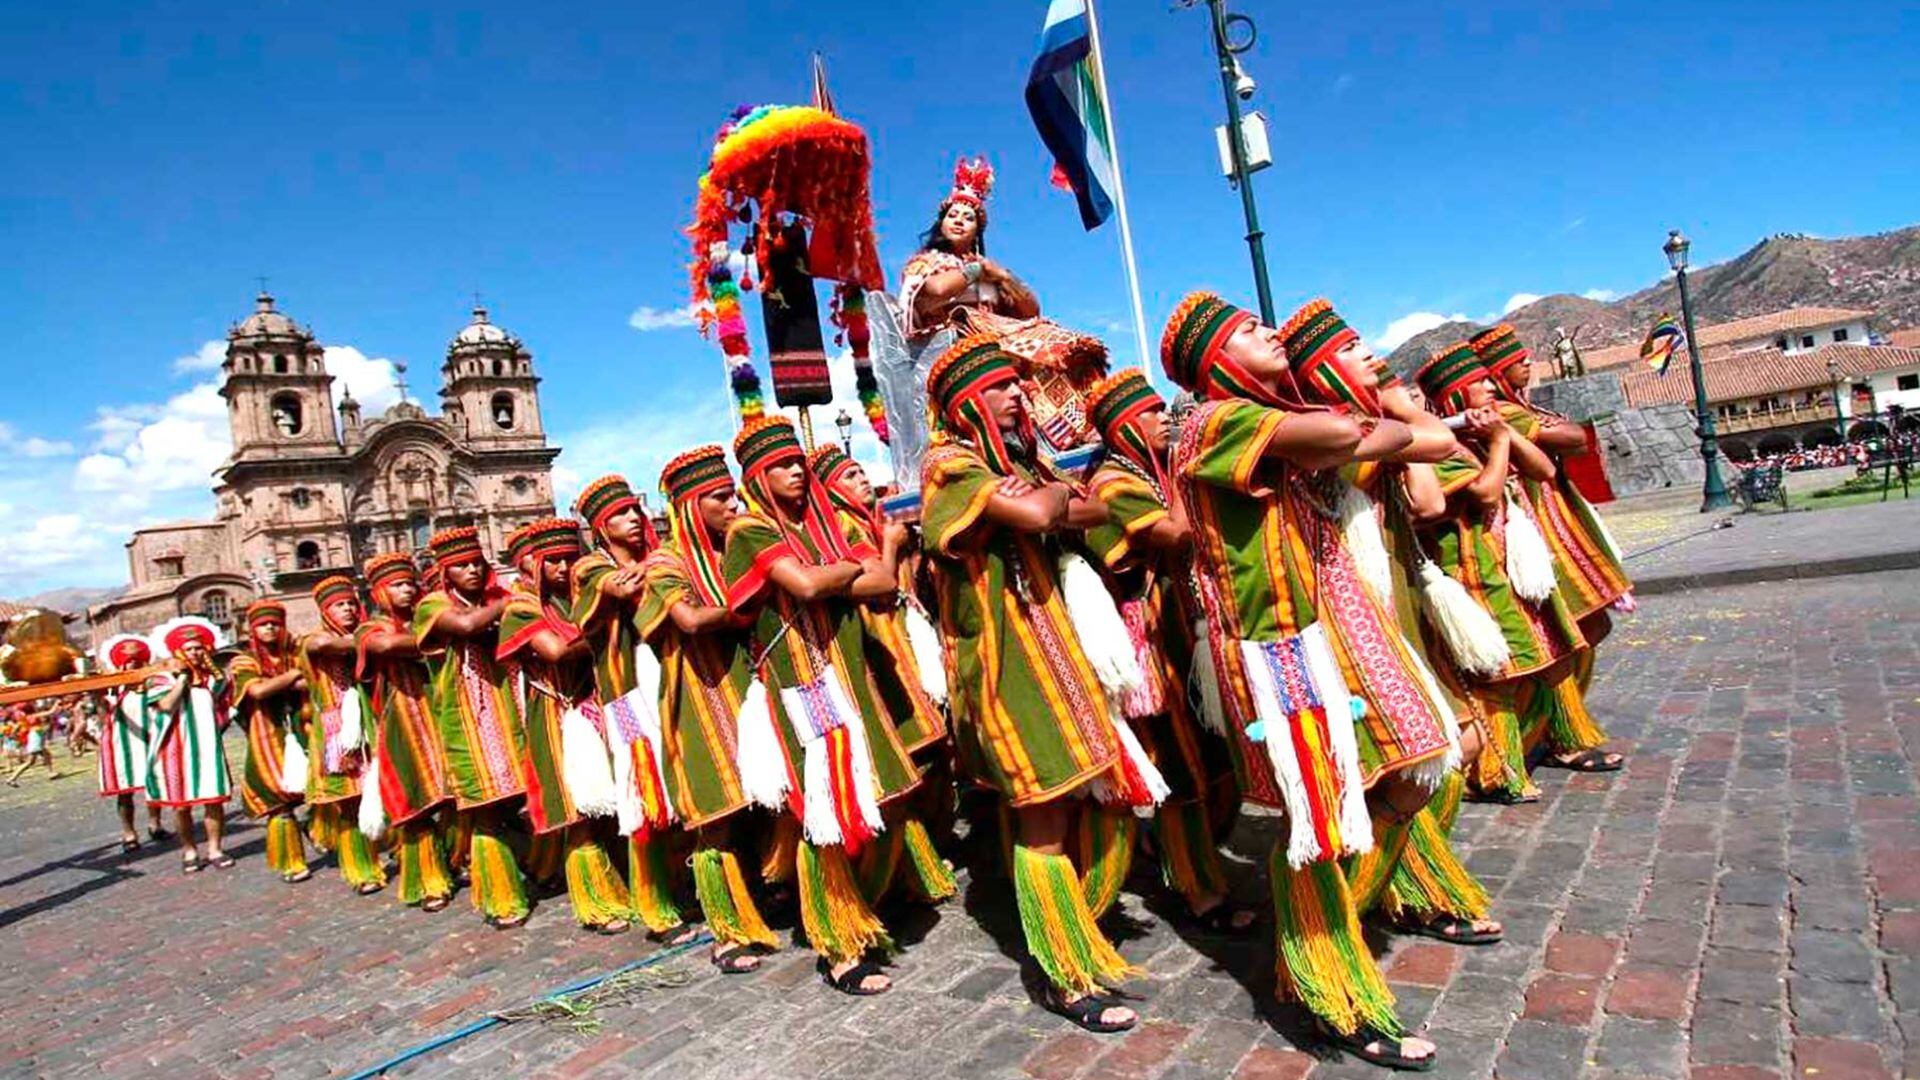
[230, 601, 311, 884]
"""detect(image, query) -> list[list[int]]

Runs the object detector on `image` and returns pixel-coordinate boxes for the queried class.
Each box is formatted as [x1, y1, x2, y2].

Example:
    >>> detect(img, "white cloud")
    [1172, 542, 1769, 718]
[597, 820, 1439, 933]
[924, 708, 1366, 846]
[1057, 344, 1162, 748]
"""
[1581, 288, 1619, 302]
[0, 514, 110, 574]
[0, 423, 74, 459]
[1502, 293, 1544, 315]
[1562, 216, 1587, 233]
[74, 380, 230, 503]
[323, 345, 403, 415]
[1374, 311, 1470, 352]
[171, 340, 226, 374]
[628, 304, 699, 332]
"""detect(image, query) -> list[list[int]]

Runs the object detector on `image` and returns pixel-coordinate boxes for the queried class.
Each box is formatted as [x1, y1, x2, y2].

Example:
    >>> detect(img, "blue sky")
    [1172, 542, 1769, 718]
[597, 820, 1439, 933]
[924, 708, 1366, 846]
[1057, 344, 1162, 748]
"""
[1, 0, 1914, 592]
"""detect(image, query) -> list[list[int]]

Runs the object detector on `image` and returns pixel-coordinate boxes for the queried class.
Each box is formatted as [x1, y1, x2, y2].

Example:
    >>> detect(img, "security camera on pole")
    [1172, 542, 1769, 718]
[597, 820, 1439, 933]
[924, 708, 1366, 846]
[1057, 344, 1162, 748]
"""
[1182, 0, 1275, 324]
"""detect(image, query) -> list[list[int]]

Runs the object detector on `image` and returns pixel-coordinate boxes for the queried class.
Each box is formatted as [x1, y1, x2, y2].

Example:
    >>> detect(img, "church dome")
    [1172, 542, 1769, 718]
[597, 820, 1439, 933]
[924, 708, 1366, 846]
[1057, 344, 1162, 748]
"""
[231, 292, 309, 341]
[452, 306, 520, 349]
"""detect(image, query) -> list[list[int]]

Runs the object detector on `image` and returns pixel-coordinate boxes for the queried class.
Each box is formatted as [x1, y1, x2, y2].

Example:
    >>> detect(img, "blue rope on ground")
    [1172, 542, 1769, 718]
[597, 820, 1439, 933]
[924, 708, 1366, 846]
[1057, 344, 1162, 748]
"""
[343, 931, 714, 1079]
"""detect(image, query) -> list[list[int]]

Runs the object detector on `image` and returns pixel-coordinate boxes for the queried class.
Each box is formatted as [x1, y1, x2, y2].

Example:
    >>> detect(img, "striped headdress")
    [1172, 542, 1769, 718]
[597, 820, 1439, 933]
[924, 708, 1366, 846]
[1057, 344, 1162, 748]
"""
[659, 445, 735, 608]
[244, 598, 286, 629]
[732, 416, 865, 590]
[241, 599, 293, 673]
[1160, 291, 1316, 409]
[1085, 367, 1169, 488]
[427, 525, 486, 572]
[926, 333, 1035, 477]
[505, 518, 583, 602]
[311, 575, 362, 634]
[361, 552, 419, 623]
[808, 444, 885, 545]
[1283, 298, 1384, 416]
[1470, 322, 1532, 405]
[1416, 342, 1494, 416]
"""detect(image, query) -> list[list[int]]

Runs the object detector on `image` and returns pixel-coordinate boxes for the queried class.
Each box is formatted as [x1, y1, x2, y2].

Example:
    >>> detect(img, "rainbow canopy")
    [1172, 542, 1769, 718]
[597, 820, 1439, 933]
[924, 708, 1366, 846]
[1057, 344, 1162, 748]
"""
[688, 105, 885, 312]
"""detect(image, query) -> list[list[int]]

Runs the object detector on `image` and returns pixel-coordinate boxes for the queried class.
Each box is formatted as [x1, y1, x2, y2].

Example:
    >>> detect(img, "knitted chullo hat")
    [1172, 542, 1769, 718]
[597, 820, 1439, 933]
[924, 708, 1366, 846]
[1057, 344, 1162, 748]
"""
[311, 575, 362, 633]
[243, 598, 286, 629]
[926, 333, 1031, 477]
[1085, 367, 1168, 481]
[807, 443, 883, 544]
[1282, 298, 1384, 416]
[1160, 291, 1318, 409]
[731, 416, 864, 595]
[658, 444, 734, 609]
[427, 525, 486, 571]
[574, 475, 641, 535]
[1417, 341, 1494, 415]
[506, 517, 583, 568]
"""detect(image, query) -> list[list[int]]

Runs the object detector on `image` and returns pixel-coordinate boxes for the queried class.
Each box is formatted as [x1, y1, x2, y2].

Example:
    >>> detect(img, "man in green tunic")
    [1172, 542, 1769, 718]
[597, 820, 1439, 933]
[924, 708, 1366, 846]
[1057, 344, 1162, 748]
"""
[919, 335, 1147, 1034]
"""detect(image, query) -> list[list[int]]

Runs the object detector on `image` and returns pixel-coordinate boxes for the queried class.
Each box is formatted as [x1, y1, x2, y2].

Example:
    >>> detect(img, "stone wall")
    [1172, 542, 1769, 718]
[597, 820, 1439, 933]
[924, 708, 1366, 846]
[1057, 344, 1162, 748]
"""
[1533, 371, 1707, 497]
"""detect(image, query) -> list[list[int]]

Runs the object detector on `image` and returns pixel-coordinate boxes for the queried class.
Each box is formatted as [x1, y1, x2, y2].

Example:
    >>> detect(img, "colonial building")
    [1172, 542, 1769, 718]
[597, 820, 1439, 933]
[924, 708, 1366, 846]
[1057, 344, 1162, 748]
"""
[88, 293, 560, 645]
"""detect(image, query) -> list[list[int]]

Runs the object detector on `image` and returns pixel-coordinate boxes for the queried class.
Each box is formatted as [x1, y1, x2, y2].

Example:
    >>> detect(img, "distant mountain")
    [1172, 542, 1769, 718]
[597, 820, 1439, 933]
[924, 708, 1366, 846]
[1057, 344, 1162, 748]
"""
[1387, 224, 1920, 375]
[13, 585, 125, 617]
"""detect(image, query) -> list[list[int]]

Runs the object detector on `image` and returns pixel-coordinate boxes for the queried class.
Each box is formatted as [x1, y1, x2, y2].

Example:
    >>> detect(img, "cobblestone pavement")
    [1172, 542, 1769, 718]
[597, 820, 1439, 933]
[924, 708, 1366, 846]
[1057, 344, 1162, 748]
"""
[4, 570, 1917, 1079]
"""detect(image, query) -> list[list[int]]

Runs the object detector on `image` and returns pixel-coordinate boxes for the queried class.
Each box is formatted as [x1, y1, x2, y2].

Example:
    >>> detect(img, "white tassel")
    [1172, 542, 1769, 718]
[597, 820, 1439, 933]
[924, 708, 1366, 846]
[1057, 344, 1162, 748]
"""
[1239, 640, 1323, 867]
[357, 747, 387, 842]
[634, 643, 664, 715]
[783, 670, 885, 848]
[560, 706, 620, 818]
[1296, 625, 1373, 856]
[1503, 496, 1557, 603]
[1417, 561, 1513, 677]
[279, 730, 309, 796]
[800, 737, 840, 846]
[1057, 552, 1145, 696]
[1189, 619, 1229, 737]
[610, 726, 642, 836]
[338, 687, 365, 753]
[1087, 706, 1172, 817]
[733, 680, 789, 811]
[901, 602, 948, 705]
[1338, 483, 1395, 605]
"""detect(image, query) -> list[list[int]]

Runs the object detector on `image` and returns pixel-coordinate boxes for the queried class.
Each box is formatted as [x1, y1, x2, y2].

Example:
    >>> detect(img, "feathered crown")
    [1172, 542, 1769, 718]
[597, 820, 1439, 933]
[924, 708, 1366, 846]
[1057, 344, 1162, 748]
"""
[948, 156, 995, 208]
[151, 615, 225, 660]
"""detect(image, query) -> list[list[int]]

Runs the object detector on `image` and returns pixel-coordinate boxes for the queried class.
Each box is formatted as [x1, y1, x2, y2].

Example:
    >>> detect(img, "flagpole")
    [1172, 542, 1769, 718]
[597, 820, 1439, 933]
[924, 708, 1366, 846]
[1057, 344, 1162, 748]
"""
[1082, 0, 1155, 371]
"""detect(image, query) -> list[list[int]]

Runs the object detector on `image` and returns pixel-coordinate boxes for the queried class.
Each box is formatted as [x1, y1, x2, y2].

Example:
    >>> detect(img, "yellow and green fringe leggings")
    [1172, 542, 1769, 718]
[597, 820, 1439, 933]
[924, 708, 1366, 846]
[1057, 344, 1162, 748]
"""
[1154, 799, 1228, 909]
[1071, 806, 1138, 920]
[628, 831, 684, 933]
[1270, 853, 1401, 1037]
[855, 816, 957, 906]
[331, 802, 385, 891]
[692, 845, 779, 950]
[797, 842, 892, 964]
[1468, 682, 1534, 800]
[760, 813, 801, 886]
[1013, 844, 1139, 997]
[1384, 773, 1490, 921]
[558, 826, 631, 927]
[264, 812, 307, 880]
[1520, 658, 1606, 757]
[468, 808, 529, 922]
[395, 820, 453, 907]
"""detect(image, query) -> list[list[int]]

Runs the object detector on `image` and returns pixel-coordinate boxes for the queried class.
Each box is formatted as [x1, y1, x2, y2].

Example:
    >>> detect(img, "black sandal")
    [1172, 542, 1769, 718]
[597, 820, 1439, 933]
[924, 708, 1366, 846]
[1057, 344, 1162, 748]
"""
[586, 919, 631, 936]
[1546, 749, 1624, 773]
[1045, 991, 1136, 1034]
[1181, 901, 1258, 937]
[712, 947, 762, 974]
[181, 857, 203, 875]
[120, 838, 141, 854]
[819, 958, 891, 996]
[1319, 1022, 1436, 1072]
[1473, 787, 1540, 805]
[1402, 913, 1502, 946]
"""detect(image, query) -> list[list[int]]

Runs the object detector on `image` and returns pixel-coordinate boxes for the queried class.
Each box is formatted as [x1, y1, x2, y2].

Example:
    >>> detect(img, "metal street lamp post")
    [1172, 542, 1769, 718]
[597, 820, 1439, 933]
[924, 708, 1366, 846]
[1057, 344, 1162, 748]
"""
[1664, 229, 1731, 511]
[1827, 355, 1847, 442]
[834, 408, 854, 453]
[1190, 0, 1276, 324]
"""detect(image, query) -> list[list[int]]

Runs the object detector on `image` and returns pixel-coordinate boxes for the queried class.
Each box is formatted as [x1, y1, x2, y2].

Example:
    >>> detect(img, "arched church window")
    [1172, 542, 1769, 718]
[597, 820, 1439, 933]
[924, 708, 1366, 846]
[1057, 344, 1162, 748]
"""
[274, 355, 289, 374]
[493, 360, 504, 377]
[492, 393, 515, 430]
[295, 540, 321, 570]
[270, 394, 304, 437]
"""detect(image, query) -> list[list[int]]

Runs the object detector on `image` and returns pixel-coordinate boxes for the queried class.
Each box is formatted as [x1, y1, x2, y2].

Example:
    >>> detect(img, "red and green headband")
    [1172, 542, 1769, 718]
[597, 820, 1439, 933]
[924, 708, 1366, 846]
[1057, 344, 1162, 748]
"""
[1283, 298, 1383, 415]
[244, 599, 286, 629]
[1417, 342, 1493, 412]
[507, 518, 583, 567]
[1160, 291, 1253, 394]
[661, 444, 733, 505]
[362, 552, 417, 589]
[1086, 367, 1164, 439]
[732, 415, 804, 478]
[427, 525, 486, 571]
[1469, 323, 1530, 379]
[312, 575, 359, 611]
[574, 474, 641, 533]
[927, 334, 1020, 415]
[807, 443, 859, 486]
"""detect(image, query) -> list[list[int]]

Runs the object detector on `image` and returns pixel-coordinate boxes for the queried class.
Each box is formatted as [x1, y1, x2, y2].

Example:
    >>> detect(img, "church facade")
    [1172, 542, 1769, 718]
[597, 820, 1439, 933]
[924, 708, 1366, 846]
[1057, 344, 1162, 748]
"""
[87, 292, 560, 645]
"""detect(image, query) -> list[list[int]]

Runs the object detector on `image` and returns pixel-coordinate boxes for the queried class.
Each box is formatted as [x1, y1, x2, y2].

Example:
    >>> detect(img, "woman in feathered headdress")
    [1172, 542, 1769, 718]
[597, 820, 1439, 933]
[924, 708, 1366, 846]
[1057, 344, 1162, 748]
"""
[146, 616, 234, 873]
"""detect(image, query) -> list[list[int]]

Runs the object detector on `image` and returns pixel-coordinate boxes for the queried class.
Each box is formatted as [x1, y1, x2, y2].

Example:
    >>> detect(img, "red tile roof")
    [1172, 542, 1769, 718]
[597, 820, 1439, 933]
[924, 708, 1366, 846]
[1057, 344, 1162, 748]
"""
[1619, 344, 1920, 408]
[1570, 306, 1877, 374]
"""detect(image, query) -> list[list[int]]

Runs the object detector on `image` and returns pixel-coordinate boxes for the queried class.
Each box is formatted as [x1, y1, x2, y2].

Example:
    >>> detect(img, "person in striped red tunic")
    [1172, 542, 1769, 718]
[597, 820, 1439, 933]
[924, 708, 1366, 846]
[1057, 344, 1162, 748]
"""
[146, 617, 235, 874]
[94, 634, 166, 852]
[229, 601, 311, 883]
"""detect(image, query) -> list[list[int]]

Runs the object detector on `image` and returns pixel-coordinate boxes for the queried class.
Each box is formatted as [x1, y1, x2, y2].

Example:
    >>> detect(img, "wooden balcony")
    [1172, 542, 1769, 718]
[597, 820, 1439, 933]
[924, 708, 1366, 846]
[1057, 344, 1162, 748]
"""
[1716, 400, 1838, 434]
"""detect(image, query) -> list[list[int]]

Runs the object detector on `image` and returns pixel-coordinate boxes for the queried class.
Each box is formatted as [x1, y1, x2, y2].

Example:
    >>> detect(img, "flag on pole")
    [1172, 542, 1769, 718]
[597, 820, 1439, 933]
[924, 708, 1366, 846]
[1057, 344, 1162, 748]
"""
[1640, 313, 1685, 375]
[1025, 0, 1116, 231]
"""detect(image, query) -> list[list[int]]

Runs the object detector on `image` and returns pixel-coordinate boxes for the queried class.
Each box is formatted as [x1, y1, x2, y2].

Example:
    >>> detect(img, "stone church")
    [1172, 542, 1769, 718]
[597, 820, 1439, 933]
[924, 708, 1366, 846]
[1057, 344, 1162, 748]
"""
[88, 292, 560, 644]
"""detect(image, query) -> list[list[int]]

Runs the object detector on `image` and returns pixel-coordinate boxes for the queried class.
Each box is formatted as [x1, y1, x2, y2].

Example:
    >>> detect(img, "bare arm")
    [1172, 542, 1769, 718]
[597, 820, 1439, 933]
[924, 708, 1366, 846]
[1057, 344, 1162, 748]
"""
[1465, 429, 1513, 510]
[1380, 386, 1460, 463]
[1062, 487, 1109, 530]
[849, 521, 909, 601]
[1352, 417, 1415, 462]
[422, 598, 507, 645]
[243, 669, 303, 702]
[1504, 423, 1558, 482]
[304, 631, 357, 658]
[525, 627, 590, 666]
[1531, 418, 1590, 454]
[1265, 412, 1365, 471]
[766, 555, 862, 603]
[361, 627, 423, 660]
[667, 600, 741, 636]
[1403, 463, 1449, 523]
